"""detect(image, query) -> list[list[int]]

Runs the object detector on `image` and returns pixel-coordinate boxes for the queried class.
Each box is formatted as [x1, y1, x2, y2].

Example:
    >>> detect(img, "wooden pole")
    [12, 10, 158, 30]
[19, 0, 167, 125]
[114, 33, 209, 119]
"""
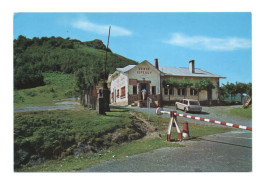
[104, 25, 111, 81]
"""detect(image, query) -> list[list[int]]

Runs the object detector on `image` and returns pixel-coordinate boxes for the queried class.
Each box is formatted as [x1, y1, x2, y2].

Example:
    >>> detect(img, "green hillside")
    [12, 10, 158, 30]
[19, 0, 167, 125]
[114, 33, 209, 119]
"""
[14, 35, 138, 90]
[14, 72, 77, 108]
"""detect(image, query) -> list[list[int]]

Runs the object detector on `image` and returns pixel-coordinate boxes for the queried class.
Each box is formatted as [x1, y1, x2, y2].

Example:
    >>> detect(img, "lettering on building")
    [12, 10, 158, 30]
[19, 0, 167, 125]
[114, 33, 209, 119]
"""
[137, 67, 152, 74]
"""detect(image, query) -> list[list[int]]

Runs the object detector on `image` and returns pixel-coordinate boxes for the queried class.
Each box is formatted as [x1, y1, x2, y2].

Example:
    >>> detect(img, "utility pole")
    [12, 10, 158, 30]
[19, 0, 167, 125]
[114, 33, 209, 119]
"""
[104, 25, 111, 82]
[98, 25, 111, 114]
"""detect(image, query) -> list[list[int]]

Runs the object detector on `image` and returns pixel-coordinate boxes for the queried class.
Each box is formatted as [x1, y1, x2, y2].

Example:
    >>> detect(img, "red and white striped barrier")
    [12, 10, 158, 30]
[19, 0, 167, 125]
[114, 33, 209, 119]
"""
[175, 112, 252, 131]
[166, 111, 182, 142]
[156, 108, 252, 131]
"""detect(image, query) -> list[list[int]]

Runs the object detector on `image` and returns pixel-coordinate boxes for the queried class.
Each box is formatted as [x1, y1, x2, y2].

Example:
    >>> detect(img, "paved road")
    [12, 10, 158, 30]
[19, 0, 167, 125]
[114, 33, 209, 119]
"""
[81, 130, 252, 172]
[112, 105, 252, 128]
[14, 100, 79, 113]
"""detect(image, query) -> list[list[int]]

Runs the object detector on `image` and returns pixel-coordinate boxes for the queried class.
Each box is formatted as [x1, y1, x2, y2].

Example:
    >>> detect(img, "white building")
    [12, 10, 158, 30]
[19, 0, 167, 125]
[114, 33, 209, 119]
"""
[107, 59, 225, 107]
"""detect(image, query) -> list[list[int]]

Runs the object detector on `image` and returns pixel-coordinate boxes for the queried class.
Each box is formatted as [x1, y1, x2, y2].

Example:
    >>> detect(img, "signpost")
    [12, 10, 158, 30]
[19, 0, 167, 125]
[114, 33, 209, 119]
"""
[147, 97, 152, 121]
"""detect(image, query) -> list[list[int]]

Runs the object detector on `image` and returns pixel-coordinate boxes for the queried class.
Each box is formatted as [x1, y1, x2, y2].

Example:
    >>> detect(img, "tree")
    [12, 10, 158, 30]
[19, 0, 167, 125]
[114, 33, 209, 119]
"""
[225, 82, 237, 101]
[235, 82, 248, 103]
[162, 78, 178, 101]
[162, 78, 179, 89]
[75, 68, 87, 106]
[178, 79, 193, 99]
[75, 62, 102, 109]
[218, 84, 229, 102]
[195, 78, 215, 103]
[246, 82, 252, 97]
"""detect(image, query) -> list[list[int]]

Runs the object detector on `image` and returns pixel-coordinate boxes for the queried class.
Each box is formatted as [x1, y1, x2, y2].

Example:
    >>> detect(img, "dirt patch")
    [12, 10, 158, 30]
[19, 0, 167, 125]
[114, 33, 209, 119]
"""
[72, 113, 155, 157]
[129, 111, 160, 139]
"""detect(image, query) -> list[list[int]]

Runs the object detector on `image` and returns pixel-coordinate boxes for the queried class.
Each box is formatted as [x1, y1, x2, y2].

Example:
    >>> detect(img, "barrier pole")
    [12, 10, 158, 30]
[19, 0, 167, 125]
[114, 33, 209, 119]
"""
[155, 107, 252, 132]
[167, 117, 173, 141]
[174, 112, 252, 131]
[171, 111, 182, 141]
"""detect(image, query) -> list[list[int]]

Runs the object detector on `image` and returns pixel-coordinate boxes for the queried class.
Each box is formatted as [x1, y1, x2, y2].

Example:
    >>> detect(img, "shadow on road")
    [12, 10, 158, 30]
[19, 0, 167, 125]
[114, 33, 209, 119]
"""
[197, 137, 252, 149]
[187, 111, 210, 115]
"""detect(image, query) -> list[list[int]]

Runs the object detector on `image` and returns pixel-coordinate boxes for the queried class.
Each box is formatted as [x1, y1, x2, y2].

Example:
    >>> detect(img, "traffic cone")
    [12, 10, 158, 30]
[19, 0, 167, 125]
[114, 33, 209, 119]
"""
[182, 121, 190, 139]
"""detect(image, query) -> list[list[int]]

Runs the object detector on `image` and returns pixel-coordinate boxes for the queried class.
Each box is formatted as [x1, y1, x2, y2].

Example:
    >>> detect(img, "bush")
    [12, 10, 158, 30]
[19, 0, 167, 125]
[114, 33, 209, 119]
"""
[14, 93, 25, 103]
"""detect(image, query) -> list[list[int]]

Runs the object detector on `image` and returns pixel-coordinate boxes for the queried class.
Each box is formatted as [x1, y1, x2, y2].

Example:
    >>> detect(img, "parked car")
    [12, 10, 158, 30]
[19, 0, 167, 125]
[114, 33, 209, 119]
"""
[175, 99, 202, 113]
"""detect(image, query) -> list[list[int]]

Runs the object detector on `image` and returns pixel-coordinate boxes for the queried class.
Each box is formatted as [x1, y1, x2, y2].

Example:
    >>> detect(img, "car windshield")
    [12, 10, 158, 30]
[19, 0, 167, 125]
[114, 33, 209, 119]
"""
[189, 101, 199, 105]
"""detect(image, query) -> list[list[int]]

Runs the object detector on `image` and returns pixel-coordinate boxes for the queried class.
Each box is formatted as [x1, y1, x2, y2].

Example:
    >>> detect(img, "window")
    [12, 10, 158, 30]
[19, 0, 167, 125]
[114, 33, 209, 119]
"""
[111, 92, 114, 99]
[190, 101, 199, 105]
[152, 86, 156, 95]
[178, 88, 185, 96]
[190, 88, 198, 96]
[133, 85, 137, 95]
[169, 88, 174, 95]
[165, 87, 174, 95]
[117, 89, 119, 98]
[121, 86, 126, 97]
[164, 88, 168, 95]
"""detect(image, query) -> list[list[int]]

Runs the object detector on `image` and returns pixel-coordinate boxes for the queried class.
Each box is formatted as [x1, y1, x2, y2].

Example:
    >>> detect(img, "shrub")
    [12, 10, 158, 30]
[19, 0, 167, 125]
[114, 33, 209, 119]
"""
[14, 93, 25, 103]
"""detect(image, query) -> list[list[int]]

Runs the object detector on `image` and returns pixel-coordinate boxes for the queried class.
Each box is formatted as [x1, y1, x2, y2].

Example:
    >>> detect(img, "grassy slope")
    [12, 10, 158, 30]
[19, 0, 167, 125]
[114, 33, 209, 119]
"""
[14, 108, 133, 170]
[14, 72, 76, 108]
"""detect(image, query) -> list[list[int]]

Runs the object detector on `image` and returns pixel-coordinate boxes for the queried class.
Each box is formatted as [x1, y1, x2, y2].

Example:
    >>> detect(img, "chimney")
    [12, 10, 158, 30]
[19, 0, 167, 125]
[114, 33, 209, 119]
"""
[189, 60, 195, 73]
[154, 58, 159, 69]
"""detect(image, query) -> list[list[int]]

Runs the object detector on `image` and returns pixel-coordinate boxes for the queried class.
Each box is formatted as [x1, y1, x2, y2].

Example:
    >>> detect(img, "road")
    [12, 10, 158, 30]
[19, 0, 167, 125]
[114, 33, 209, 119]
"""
[81, 105, 252, 172]
[81, 130, 252, 172]
[14, 100, 79, 113]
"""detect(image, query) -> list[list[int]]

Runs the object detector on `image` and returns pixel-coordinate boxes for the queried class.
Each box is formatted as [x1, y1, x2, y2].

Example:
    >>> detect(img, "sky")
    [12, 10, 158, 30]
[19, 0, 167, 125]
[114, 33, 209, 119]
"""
[13, 12, 252, 84]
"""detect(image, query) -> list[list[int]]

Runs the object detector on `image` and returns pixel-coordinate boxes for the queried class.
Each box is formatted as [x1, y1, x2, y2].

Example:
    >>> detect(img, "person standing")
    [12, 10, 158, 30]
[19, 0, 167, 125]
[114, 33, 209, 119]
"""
[141, 88, 147, 100]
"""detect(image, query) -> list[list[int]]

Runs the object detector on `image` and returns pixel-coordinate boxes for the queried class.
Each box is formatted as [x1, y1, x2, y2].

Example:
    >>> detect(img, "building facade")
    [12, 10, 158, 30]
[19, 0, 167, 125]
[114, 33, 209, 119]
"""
[107, 59, 225, 107]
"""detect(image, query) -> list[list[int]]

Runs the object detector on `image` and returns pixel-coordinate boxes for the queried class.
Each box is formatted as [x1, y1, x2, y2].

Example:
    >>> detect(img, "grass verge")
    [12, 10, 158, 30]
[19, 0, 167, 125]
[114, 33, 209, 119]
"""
[227, 105, 252, 119]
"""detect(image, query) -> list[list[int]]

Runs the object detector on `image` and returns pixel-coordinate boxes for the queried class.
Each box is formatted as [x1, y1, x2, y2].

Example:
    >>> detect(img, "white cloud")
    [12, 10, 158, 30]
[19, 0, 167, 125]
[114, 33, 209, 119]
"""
[72, 19, 132, 36]
[166, 33, 251, 51]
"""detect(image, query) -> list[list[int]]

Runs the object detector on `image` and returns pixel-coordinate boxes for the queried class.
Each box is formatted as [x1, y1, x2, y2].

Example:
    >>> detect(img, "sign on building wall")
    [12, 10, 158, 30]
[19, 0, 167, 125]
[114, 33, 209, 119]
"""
[129, 79, 137, 85]
[137, 67, 152, 74]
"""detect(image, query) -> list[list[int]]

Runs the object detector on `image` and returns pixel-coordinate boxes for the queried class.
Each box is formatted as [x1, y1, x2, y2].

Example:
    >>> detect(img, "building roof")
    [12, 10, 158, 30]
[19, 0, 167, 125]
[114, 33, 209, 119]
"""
[159, 67, 225, 78]
[116, 63, 225, 78]
[116, 65, 136, 72]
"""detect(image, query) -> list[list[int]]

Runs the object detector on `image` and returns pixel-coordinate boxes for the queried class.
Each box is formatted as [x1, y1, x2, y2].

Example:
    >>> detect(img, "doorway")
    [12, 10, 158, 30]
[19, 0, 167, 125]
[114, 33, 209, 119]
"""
[140, 83, 148, 100]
